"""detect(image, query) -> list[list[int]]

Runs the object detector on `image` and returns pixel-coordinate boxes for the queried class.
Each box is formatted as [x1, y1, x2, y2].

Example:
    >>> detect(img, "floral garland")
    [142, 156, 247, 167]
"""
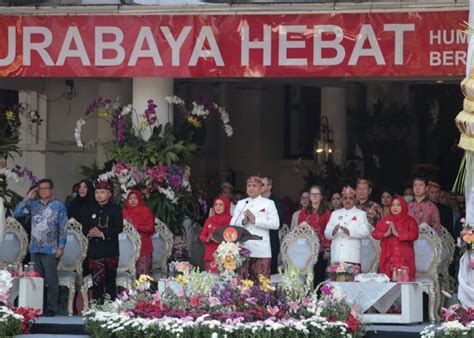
[421, 305, 474, 337]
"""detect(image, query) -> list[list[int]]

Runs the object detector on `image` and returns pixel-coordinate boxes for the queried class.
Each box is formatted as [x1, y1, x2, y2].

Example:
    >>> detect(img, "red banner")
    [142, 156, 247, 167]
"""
[0, 11, 468, 78]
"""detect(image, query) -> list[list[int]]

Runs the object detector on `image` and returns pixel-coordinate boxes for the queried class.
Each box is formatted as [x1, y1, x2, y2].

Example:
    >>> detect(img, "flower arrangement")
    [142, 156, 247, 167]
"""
[327, 262, 361, 282]
[83, 271, 363, 338]
[421, 305, 474, 337]
[75, 96, 232, 232]
[214, 241, 250, 280]
[459, 218, 474, 269]
[0, 270, 39, 335]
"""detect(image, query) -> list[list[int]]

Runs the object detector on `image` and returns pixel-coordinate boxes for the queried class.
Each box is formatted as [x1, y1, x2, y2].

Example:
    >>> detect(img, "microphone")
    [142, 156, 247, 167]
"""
[233, 200, 249, 226]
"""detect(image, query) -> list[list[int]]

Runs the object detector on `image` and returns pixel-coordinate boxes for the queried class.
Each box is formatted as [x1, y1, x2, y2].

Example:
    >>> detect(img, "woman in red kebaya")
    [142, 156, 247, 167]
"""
[200, 196, 232, 273]
[123, 190, 156, 276]
[372, 196, 419, 281]
[297, 185, 331, 286]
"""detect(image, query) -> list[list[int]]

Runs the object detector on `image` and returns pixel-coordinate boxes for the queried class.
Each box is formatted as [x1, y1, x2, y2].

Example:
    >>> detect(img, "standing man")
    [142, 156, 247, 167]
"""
[355, 178, 383, 228]
[231, 176, 279, 280]
[14, 178, 67, 317]
[428, 181, 454, 236]
[325, 186, 370, 272]
[261, 176, 284, 275]
[408, 177, 441, 233]
[84, 181, 123, 302]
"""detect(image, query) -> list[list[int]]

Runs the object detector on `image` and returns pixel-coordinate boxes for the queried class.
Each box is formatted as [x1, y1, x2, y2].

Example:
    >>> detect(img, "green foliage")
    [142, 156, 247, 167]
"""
[104, 123, 198, 168]
[0, 121, 20, 160]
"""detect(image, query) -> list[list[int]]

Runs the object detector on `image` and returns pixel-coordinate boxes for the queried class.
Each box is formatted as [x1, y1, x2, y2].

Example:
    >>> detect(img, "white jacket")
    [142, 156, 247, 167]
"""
[324, 206, 370, 264]
[230, 195, 280, 258]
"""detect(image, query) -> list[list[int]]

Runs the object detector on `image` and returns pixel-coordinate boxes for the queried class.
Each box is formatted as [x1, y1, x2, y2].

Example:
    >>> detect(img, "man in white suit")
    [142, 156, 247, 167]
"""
[231, 176, 279, 280]
[325, 186, 370, 267]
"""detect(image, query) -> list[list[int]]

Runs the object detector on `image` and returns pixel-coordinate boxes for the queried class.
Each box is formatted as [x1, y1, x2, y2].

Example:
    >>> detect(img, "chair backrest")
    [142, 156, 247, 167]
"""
[118, 220, 142, 276]
[152, 218, 174, 273]
[360, 225, 380, 273]
[414, 223, 442, 278]
[279, 223, 290, 242]
[58, 218, 88, 278]
[438, 226, 455, 277]
[0, 217, 28, 266]
[281, 222, 319, 276]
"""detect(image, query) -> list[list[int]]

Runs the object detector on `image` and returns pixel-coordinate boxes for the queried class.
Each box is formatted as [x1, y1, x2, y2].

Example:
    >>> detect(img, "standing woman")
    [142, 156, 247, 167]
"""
[123, 190, 156, 277]
[330, 192, 343, 211]
[372, 196, 418, 281]
[291, 191, 310, 228]
[297, 185, 332, 286]
[199, 196, 232, 273]
[68, 180, 97, 226]
[380, 190, 394, 217]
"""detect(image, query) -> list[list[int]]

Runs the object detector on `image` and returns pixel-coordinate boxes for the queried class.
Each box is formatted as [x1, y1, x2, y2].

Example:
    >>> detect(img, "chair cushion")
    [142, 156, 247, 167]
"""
[0, 231, 21, 264]
[61, 233, 83, 268]
[361, 239, 376, 273]
[414, 239, 435, 273]
[152, 234, 167, 265]
[287, 238, 312, 270]
[118, 233, 134, 269]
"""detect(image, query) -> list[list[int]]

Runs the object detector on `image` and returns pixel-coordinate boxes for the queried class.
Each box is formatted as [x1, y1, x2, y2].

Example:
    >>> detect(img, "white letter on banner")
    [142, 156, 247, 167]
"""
[161, 26, 192, 66]
[241, 25, 271, 66]
[348, 24, 385, 66]
[95, 27, 125, 66]
[189, 26, 224, 66]
[56, 27, 91, 66]
[278, 25, 307, 66]
[128, 27, 163, 66]
[23, 27, 54, 66]
[0, 26, 16, 66]
[313, 25, 345, 66]
[384, 24, 415, 65]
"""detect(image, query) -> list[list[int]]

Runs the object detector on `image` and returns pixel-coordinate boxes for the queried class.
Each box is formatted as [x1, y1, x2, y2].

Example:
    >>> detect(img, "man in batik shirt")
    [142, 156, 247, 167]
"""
[408, 177, 441, 233]
[355, 178, 383, 228]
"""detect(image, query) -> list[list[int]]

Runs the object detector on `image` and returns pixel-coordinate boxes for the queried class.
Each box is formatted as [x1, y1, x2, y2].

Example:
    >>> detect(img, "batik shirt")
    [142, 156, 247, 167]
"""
[408, 198, 441, 233]
[14, 199, 68, 254]
[356, 200, 383, 228]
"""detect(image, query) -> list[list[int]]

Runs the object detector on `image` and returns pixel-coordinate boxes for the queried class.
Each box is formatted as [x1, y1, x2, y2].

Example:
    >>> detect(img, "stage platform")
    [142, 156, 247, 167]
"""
[16, 315, 436, 337]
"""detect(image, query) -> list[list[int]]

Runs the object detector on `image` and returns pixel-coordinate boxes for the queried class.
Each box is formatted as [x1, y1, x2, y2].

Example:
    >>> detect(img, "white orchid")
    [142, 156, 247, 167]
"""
[74, 118, 86, 148]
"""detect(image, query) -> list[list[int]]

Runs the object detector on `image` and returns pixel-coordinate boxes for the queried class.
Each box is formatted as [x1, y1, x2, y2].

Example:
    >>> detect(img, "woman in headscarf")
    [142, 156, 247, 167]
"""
[123, 189, 155, 277]
[199, 196, 232, 273]
[68, 180, 96, 226]
[372, 196, 419, 281]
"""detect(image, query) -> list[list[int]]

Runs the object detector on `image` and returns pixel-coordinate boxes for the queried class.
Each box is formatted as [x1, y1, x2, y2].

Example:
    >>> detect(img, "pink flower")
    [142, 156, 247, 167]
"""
[209, 297, 221, 307]
[177, 290, 185, 299]
[230, 277, 239, 289]
[288, 301, 299, 313]
[267, 305, 279, 317]
[320, 284, 333, 296]
[460, 218, 466, 224]
[246, 297, 258, 305]
[152, 292, 161, 305]
[190, 296, 201, 307]
[469, 259, 474, 269]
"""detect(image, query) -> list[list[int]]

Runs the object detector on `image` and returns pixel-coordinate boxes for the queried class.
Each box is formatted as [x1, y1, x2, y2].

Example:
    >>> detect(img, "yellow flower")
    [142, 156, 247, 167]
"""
[135, 274, 153, 287]
[222, 255, 237, 271]
[174, 274, 189, 286]
[139, 117, 148, 129]
[240, 279, 254, 290]
[463, 234, 474, 245]
[258, 274, 275, 292]
[187, 116, 202, 128]
[98, 108, 111, 118]
[5, 110, 15, 121]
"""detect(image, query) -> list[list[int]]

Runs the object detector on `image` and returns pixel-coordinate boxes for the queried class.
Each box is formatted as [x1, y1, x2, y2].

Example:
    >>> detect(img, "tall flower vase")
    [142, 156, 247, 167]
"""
[457, 250, 474, 308]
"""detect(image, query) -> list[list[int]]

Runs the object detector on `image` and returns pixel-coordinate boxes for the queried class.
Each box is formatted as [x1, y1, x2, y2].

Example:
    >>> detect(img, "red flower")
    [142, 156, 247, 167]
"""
[190, 296, 201, 307]
[259, 208, 265, 212]
[351, 216, 357, 221]
[345, 313, 361, 332]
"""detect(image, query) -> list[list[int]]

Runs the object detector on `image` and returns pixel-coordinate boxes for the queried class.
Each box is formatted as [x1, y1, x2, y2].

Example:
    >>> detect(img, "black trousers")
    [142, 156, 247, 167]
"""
[269, 229, 280, 275]
[313, 252, 328, 288]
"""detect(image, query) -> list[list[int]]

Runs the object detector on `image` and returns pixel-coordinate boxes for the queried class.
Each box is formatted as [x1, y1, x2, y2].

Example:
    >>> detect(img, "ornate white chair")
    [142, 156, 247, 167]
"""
[272, 222, 319, 284]
[152, 218, 174, 280]
[279, 223, 291, 242]
[0, 217, 28, 266]
[360, 225, 381, 273]
[438, 226, 456, 304]
[414, 223, 443, 323]
[58, 218, 88, 316]
[82, 220, 141, 310]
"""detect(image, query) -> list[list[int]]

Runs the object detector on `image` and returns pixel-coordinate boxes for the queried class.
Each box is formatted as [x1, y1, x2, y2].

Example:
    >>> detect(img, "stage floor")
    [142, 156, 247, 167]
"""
[17, 315, 437, 337]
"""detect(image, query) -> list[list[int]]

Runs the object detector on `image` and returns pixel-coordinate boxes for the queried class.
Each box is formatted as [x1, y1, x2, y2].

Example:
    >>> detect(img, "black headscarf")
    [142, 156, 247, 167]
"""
[68, 179, 97, 226]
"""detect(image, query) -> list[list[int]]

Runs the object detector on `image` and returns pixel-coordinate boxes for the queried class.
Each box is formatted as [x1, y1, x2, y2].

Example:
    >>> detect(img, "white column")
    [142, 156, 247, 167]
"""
[132, 78, 174, 141]
[321, 87, 347, 165]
